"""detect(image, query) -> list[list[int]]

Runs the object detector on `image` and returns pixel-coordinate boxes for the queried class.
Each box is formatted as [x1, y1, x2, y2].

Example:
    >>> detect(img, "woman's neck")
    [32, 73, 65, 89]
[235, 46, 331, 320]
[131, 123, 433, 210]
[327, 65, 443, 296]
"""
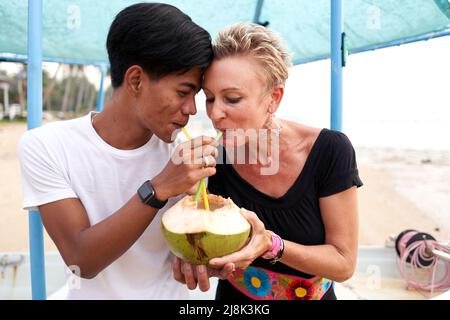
[226, 119, 295, 170]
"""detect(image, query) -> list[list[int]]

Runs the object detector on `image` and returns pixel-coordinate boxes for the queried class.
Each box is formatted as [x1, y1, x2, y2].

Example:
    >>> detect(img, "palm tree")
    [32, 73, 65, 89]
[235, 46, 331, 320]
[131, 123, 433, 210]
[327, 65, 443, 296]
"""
[75, 66, 87, 115]
[60, 65, 74, 118]
[43, 63, 61, 112]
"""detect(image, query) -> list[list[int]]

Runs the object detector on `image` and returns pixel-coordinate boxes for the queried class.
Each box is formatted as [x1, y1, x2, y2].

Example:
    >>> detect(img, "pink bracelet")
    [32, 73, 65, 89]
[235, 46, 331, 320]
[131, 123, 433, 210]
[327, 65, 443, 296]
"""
[262, 234, 283, 260]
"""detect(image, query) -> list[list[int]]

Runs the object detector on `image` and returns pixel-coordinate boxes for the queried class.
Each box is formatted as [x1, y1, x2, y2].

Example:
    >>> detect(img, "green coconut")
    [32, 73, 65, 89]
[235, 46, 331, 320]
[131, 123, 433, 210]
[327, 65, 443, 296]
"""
[161, 194, 251, 265]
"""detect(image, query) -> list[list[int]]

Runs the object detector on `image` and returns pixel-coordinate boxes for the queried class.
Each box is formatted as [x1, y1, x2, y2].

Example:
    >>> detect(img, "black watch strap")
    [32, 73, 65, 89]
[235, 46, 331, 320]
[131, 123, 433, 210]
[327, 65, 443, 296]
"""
[137, 180, 168, 209]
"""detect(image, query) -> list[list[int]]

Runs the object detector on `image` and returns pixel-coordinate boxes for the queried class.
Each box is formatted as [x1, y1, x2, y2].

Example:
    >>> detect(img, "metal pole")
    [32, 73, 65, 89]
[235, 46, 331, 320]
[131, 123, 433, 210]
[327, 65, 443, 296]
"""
[331, 0, 343, 131]
[253, 0, 264, 23]
[96, 64, 107, 112]
[27, 0, 46, 300]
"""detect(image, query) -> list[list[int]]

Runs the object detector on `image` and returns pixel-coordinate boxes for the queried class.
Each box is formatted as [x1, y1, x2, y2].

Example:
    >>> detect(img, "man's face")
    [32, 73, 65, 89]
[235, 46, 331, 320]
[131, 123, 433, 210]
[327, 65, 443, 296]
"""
[135, 68, 203, 143]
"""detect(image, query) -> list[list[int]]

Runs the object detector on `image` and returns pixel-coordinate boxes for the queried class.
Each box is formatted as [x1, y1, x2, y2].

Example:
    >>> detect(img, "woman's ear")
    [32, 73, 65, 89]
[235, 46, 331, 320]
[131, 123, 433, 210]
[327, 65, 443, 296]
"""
[268, 85, 284, 114]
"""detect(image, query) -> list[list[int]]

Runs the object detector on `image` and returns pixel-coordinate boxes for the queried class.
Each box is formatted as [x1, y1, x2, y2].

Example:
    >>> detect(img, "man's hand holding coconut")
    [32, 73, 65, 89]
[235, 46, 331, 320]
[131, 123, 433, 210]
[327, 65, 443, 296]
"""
[169, 206, 273, 292]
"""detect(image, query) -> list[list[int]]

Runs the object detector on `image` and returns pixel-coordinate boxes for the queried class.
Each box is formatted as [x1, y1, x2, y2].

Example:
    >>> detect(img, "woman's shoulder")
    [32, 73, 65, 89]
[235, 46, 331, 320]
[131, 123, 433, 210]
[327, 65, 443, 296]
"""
[282, 120, 320, 136]
[280, 120, 323, 150]
[319, 128, 355, 152]
[280, 120, 356, 158]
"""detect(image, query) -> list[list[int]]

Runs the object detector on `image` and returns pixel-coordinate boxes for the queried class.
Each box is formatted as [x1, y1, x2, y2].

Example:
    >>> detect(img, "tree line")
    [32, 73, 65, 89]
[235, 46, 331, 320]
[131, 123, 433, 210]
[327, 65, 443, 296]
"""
[0, 63, 112, 120]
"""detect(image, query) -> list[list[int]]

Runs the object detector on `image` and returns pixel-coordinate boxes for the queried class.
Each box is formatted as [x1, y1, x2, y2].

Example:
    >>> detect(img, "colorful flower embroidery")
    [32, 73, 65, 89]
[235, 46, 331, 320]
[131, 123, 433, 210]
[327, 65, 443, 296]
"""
[228, 266, 332, 300]
[286, 279, 315, 300]
[321, 278, 332, 292]
[243, 267, 271, 297]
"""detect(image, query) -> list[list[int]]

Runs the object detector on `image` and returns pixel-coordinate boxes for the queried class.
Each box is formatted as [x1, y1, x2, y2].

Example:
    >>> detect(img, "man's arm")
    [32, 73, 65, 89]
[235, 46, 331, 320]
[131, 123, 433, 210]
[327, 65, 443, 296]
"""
[38, 136, 218, 279]
[39, 194, 158, 279]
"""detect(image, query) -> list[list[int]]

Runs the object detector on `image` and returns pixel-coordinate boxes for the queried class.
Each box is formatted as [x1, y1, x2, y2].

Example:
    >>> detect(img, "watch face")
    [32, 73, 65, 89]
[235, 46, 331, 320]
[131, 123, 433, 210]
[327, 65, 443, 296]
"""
[138, 181, 167, 209]
[138, 181, 155, 204]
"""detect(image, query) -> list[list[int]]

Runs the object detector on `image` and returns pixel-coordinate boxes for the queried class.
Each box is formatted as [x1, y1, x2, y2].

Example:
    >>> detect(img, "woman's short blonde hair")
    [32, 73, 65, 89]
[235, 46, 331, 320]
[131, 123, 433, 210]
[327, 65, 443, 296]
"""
[212, 23, 292, 90]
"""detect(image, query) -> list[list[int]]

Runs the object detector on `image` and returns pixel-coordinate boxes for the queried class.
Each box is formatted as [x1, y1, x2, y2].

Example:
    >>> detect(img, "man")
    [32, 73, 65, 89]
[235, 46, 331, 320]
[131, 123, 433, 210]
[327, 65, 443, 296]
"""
[19, 3, 222, 299]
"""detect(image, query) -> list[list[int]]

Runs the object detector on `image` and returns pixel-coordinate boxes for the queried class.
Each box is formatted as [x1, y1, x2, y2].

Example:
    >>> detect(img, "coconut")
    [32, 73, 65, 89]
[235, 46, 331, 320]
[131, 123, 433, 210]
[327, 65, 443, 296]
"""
[161, 194, 251, 265]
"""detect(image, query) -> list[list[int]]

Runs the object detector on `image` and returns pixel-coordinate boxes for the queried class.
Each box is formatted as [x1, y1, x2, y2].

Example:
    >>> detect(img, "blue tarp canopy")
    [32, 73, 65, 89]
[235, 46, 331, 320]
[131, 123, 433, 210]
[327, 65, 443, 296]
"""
[1, 0, 449, 66]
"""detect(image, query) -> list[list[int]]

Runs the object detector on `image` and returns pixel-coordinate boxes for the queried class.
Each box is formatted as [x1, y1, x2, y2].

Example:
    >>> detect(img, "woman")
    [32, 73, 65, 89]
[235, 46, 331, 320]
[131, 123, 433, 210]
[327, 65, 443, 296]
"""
[175, 22, 363, 300]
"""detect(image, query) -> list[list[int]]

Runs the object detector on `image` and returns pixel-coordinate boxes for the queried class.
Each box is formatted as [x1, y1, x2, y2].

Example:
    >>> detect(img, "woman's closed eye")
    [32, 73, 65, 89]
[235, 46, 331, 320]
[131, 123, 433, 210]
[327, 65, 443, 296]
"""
[205, 96, 242, 105]
[225, 97, 242, 104]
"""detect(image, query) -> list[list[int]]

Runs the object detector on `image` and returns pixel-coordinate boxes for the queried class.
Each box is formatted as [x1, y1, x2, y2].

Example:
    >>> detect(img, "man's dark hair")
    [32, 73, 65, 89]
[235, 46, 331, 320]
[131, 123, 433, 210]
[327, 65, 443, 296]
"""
[107, 2, 213, 88]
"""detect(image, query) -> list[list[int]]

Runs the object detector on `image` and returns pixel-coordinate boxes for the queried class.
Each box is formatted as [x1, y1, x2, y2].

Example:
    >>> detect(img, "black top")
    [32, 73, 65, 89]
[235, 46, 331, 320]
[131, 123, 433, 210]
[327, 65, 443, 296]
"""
[208, 128, 363, 300]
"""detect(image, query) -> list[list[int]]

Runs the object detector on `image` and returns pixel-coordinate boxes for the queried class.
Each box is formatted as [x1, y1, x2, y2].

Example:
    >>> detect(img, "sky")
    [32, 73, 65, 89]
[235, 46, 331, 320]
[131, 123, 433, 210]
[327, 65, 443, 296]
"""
[1, 36, 449, 150]
[195, 36, 450, 150]
[278, 36, 450, 150]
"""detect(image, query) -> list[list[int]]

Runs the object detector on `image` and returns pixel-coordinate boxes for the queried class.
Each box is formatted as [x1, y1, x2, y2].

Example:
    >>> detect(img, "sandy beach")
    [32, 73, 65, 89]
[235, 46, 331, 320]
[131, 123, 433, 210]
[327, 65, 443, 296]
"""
[1, 121, 449, 252]
[0, 122, 57, 251]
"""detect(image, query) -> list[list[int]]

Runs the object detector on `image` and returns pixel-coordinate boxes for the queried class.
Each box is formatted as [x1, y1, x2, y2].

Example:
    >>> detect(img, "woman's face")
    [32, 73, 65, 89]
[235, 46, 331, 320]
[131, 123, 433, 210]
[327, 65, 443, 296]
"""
[203, 55, 273, 147]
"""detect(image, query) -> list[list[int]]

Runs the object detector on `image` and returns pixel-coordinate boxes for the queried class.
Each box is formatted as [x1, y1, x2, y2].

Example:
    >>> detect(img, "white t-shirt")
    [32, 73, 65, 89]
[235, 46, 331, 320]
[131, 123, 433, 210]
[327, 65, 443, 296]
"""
[18, 112, 189, 300]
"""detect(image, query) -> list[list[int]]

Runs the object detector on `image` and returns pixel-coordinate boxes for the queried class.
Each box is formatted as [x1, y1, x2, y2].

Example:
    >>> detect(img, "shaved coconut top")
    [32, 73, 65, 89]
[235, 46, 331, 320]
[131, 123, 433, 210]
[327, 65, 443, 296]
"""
[162, 195, 250, 235]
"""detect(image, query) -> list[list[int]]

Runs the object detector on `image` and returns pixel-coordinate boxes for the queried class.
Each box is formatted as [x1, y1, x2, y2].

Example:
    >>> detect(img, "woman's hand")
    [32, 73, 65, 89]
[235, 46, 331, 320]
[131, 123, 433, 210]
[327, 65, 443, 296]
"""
[208, 208, 272, 270]
[172, 256, 235, 292]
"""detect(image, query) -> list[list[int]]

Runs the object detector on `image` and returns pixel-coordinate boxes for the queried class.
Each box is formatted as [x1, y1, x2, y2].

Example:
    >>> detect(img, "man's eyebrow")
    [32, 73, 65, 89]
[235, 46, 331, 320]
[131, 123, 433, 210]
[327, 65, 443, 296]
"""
[179, 82, 198, 91]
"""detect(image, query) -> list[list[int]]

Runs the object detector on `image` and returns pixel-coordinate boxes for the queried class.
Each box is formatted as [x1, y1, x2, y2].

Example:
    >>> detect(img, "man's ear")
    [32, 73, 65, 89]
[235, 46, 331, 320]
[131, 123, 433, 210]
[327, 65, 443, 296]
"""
[268, 85, 284, 114]
[124, 65, 144, 95]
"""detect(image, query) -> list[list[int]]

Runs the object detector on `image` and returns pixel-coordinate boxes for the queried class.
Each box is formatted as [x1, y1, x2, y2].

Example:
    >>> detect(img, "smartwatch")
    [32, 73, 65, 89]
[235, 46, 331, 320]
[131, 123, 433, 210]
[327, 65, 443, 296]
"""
[137, 180, 168, 209]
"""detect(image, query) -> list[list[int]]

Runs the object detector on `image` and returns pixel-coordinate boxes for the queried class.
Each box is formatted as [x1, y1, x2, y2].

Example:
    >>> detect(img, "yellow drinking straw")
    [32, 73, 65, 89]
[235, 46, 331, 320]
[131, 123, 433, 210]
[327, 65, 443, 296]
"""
[200, 179, 209, 211]
[180, 127, 192, 141]
[180, 127, 210, 210]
